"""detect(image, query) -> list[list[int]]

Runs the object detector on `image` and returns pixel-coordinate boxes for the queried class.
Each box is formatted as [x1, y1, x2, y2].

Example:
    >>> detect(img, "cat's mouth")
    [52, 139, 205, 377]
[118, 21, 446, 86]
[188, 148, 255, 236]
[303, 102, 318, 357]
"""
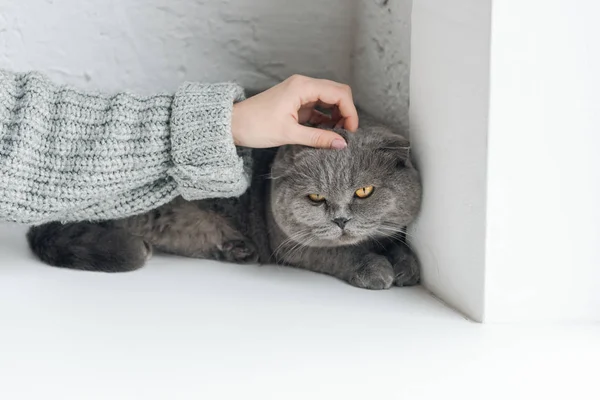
[304, 230, 366, 247]
[334, 231, 365, 245]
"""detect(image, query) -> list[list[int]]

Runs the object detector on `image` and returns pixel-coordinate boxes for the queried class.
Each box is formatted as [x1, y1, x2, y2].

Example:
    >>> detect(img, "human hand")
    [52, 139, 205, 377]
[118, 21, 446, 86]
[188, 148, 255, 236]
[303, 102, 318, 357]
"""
[231, 75, 359, 149]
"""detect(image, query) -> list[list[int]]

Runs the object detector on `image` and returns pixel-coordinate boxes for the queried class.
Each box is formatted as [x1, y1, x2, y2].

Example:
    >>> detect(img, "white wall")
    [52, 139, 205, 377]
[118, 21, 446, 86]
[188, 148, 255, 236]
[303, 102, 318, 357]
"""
[351, 0, 412, 131]
[0, 0, 356, 93]
[410, 0, 600, 323]
[0, 0, 414, 128]
[4, 0, 598, 324]
[484, 0, 600, 322]
[408, 0, 491, 322]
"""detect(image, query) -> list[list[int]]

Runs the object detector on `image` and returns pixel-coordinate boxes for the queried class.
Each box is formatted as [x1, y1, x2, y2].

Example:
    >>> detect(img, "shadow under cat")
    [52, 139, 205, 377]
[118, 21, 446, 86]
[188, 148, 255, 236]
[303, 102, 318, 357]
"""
[27, 118, 422, 290]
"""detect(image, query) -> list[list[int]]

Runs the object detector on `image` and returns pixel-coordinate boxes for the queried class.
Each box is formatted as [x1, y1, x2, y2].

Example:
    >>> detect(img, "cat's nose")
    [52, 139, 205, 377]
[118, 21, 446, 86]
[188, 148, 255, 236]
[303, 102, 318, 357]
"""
[332, 217, 350, 229]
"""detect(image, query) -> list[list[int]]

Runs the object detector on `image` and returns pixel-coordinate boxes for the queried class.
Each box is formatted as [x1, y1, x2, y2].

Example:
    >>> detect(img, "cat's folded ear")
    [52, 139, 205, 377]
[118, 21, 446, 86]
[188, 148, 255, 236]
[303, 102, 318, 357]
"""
[372, 130, 412, 168]
[271, 144, 313, 178]
[278, 144, 311, 163]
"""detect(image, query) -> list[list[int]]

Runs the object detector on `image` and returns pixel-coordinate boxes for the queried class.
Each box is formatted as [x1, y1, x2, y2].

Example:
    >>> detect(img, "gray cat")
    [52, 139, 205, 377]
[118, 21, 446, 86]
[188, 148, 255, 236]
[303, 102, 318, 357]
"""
[27, 121, 422, 290]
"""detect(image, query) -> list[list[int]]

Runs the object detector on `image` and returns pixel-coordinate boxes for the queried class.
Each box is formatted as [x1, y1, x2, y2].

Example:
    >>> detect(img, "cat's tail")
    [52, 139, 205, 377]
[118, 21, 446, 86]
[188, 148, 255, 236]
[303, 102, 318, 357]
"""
[26, 222, 151, 272]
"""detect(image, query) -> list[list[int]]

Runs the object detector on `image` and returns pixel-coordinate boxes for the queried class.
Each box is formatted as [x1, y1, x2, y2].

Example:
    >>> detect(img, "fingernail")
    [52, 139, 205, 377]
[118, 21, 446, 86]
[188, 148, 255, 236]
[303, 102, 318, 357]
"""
[331, 139, 347, 150]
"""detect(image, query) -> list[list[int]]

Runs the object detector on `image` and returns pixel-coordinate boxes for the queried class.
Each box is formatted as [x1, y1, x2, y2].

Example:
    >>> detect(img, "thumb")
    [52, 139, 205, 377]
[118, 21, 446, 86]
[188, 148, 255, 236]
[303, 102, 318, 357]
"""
[289, 125, 347, 150]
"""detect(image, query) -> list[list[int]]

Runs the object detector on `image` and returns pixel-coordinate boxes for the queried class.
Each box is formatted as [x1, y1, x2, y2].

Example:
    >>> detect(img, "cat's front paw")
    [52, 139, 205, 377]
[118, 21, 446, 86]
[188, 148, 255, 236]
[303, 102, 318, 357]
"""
[349, 258, 394, 290]
[392, 251, 420, 287]
[221, 239, 259, 264]
[143, 241, 153, 261]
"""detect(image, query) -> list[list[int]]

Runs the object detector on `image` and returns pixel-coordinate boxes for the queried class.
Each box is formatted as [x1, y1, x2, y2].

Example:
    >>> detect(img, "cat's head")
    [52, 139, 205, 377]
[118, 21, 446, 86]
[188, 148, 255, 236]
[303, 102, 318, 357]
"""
[269, 126, 421, 247]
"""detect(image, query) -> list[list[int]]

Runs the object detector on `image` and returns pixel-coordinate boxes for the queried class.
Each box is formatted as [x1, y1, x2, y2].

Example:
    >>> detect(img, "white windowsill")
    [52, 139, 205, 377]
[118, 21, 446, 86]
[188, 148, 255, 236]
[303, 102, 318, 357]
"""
[1, 223, 599, 399]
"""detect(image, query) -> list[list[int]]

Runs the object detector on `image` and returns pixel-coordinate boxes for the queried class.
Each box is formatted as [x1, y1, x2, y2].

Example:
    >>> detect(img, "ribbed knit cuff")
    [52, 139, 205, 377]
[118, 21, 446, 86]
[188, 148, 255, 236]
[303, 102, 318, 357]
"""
[169, 82, 249, 200]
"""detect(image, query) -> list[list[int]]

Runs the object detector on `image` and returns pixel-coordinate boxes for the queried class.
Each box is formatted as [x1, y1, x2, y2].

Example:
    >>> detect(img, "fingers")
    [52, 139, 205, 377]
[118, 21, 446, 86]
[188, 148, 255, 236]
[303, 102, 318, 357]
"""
[287, 75, 359, 132]
[289, 124, 347, 150]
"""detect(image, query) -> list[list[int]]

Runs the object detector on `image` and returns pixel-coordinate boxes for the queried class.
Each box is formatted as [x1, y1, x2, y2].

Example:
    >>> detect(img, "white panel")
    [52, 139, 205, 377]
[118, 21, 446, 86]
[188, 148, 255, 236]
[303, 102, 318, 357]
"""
[485, 0, 600, 322]
[409, 0, 492, 321]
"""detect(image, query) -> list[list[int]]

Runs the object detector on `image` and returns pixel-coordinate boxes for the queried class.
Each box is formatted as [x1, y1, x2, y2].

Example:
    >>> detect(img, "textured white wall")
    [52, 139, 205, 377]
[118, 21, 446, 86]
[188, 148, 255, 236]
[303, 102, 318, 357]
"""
[352, 0, 412, 131]
[0, 0, 357, 94]
[0, 0, 412, 125]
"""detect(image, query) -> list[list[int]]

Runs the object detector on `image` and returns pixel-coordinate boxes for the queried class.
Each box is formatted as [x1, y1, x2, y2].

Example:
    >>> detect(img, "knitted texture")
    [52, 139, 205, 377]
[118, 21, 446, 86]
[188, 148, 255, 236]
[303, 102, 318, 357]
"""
[0, 70, 249, 225]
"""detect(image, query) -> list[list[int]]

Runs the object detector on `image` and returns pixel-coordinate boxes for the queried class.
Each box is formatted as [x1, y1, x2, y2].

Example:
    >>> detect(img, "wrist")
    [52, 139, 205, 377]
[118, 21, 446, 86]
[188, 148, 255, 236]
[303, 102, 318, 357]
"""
[231, 102, 243, 146]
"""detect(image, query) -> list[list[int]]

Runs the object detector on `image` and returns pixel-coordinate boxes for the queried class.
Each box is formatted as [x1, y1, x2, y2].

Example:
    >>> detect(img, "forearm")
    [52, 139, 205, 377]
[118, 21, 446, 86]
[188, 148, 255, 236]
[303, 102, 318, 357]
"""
[0, 70, 249, 225]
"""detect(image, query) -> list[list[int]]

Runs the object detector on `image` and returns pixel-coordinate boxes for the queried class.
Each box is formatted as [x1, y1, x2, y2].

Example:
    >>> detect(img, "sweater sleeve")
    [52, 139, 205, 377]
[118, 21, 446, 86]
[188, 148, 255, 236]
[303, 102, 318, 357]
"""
[0, 70, 250, 225]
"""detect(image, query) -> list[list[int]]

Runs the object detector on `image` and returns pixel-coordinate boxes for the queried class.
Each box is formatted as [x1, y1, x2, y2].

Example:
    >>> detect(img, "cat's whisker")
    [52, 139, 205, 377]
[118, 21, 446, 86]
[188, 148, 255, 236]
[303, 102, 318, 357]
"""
[379, 228, 421, 248]
[273, 236, 302, 261]
[378, 224, 418, 240]
[376, 225, 441, 279]
[281, 235, 311, 262]
[292, 236, 316, 261]
[378, 223, 408, 232]
[367, 233, 386, 251]
[263, 173, 284, 180]
[376, 228, 406, 237]
[379, 232, 409, 243]
[272, 229, 313, 261]
[272, 233, 299, 259]
[373, 229, 412, 250]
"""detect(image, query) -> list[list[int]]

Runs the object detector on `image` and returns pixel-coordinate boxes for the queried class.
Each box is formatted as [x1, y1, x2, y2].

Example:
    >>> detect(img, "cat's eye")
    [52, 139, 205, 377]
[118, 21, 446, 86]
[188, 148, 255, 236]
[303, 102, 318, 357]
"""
[354, 186, 375, 199]
[308, 194, 326, 203]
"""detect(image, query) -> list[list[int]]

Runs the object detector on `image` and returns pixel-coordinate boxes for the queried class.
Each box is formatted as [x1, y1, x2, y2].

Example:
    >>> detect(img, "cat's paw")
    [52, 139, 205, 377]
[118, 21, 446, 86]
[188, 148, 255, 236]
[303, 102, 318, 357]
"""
[220, 239, 259, 264]
[143, 241, 153, 261]
[349, 259, 395, 290]
[393, 252, 420, 287]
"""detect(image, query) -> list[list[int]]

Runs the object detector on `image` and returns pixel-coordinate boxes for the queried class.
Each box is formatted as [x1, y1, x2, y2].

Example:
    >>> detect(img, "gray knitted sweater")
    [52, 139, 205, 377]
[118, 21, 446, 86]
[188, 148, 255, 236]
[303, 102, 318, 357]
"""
[0, 70, 250, 225]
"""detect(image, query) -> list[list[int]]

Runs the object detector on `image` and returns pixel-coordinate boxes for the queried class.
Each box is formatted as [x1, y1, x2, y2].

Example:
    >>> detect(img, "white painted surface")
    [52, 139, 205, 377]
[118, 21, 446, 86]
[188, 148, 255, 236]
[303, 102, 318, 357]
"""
[408, 0, 491, 321]
[0, 0, 413, 127]
[1, 224, 600, 400]
[409, 0, 600, 322]
[351, 0, 412, 131]
[1, 0, 595, 332]
[484, 0, 600, 322]
[0, 0, 356, 93]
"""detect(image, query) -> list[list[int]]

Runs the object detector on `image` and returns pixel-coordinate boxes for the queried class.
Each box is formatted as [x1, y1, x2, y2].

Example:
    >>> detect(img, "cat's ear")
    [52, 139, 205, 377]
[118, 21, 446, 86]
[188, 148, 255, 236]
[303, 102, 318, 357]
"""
[377, 133, 411, 168]
[271, 144, 313, 178]
[278, 144, 312, 164]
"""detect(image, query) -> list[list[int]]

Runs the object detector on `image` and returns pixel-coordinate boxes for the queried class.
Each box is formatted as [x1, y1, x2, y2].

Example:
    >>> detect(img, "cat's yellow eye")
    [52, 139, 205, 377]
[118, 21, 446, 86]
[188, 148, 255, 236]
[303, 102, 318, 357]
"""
[355, 186, 375, 199]
[308, 194, 326, 203]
